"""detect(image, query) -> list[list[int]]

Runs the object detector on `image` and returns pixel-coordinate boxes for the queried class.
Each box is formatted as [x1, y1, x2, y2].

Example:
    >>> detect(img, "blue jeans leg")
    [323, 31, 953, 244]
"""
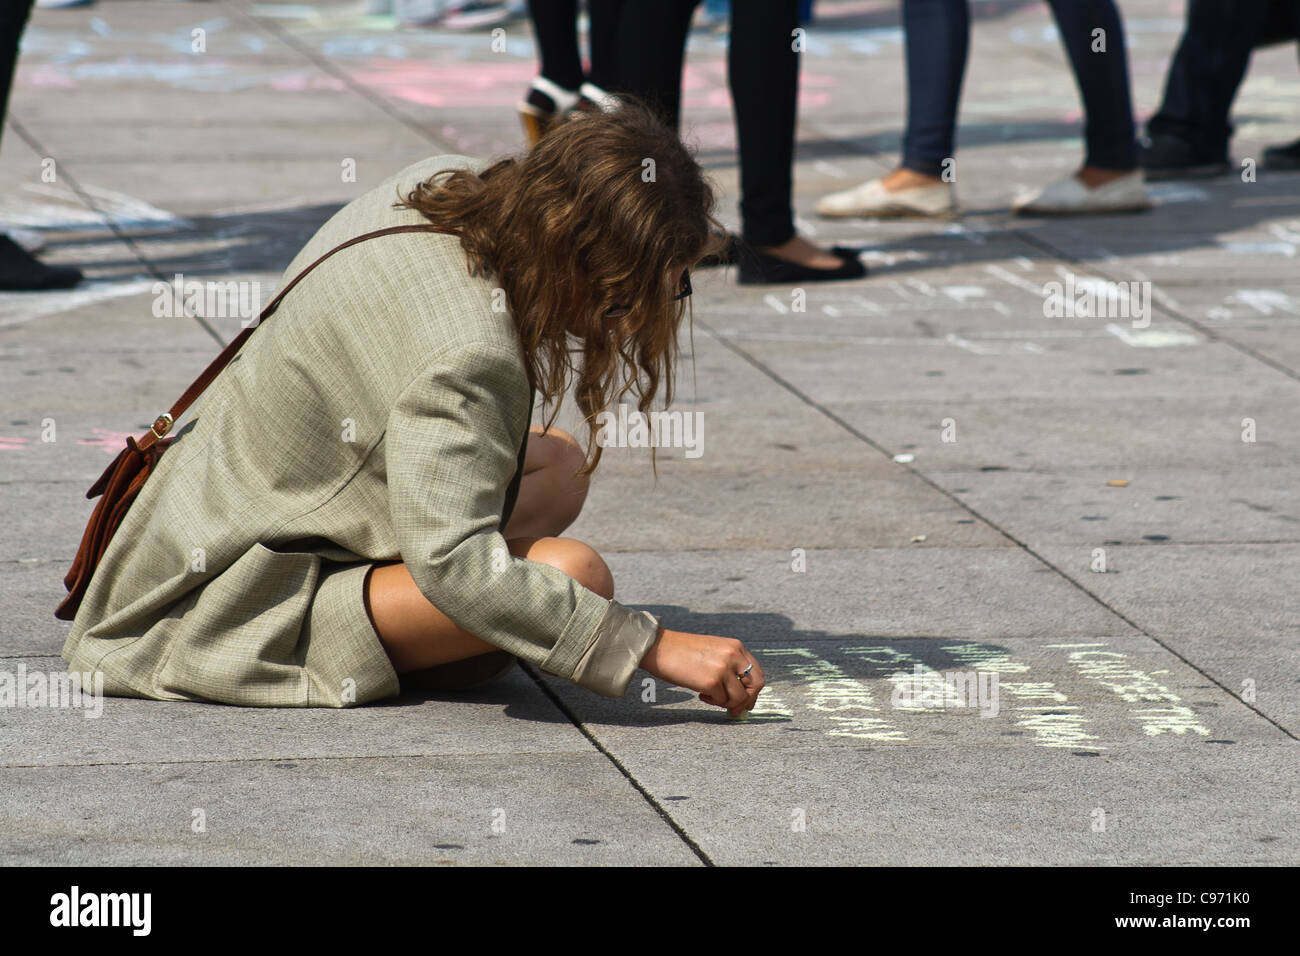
[1044, 0, 1138, 170]
[900, 0, 968, 178]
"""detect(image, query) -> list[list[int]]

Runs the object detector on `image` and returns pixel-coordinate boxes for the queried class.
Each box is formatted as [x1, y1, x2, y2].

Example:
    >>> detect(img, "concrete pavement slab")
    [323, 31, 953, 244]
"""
[538, 636, 1296, 864]
[813, 396, 1298, 473]
[598, 547, 1134, 642]
[1213, 327, 1300, 378]
[0, 564, 71, 657]
[47, 159, 428, 214]
[574, 466, 1010, 551]
[1036, 543, 1300, 734]
[0, 654, 592, 766]
[715, 331, 1283, 407]
[0, 752, 699, 865]
[931, 468, 1300, 548]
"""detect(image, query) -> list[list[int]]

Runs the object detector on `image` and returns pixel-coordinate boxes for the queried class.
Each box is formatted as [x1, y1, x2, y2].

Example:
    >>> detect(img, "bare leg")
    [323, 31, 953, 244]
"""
[884, 163, 1127, 191]
[882, 167, 944, 190]
[364, 535, 613, 674]
[362, 426, 611, 676]
[755, 235, 847, 269]
[1076, 166, 1133, 188]
[505, 424, 590, 539]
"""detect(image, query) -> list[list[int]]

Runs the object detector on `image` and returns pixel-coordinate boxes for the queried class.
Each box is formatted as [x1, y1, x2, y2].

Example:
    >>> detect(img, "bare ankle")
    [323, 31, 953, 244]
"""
[1076, 166, 1134, 189]
[883, 167, 943, 191]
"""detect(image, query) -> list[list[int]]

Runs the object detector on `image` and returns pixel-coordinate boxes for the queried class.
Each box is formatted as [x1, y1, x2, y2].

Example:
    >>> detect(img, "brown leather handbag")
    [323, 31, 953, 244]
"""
[55, 223, 458, 621]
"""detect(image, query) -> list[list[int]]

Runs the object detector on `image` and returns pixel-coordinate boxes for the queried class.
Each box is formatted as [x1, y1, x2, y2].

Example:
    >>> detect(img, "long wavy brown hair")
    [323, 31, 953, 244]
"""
[394, 97, 724, 476]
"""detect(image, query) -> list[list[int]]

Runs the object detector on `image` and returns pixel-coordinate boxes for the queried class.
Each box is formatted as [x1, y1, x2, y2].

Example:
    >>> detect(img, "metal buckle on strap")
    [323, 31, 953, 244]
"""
[149, 413, 174, 440]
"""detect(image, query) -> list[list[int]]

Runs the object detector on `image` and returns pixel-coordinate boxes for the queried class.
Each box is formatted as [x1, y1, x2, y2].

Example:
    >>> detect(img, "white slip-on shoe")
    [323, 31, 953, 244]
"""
[815, 177, 956, 219]
[518, 75, 581, 146]
[578, 82, 620, 113]
[1012, 169, 1151, 215]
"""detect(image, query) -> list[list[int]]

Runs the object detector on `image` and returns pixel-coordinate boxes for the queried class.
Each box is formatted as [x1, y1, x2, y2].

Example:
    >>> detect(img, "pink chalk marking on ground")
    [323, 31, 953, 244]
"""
[0, 436, 31, 451]
[16, 63, 75, 89]
[22, 55, 833, 112]
[681, 65, 832, 111]
[347, 59, 535, 108]
[268, 71, 347, 93]
[76, 428, 139, 453]
[343, 59, 832, 112]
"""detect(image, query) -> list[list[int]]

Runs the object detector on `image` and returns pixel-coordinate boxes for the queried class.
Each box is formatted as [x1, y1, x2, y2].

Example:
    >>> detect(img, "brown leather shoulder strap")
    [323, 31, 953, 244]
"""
[138, 223, 455, 449]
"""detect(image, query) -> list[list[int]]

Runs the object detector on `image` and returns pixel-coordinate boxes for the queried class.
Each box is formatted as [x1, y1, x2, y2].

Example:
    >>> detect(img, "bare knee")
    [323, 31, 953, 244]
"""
[533, 427, 589, 480]
[524, 536, 614, 600]
[531, 427, 591, 529]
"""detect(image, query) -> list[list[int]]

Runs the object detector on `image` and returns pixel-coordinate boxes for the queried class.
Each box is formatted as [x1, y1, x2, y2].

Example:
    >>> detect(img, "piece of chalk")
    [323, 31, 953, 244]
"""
[727, 710, 750, 721]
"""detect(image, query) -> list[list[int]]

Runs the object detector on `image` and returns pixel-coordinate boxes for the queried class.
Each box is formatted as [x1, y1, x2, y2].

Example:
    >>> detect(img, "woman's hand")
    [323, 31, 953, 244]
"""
[639, 627, 766, 718]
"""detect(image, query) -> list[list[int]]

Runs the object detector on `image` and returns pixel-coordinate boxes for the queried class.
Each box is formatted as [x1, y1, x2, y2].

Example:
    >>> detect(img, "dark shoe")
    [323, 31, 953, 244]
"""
[697, 231, 739, 267]
[399, 650, 516, 692]
[0, 235, 82, 291]
[829, 245, 865, 260]
[737, 243, 867, 284]
[518, 76, 580, 147]
[1139, 134, 1229, 180]
[1262, 137, 1300, 171]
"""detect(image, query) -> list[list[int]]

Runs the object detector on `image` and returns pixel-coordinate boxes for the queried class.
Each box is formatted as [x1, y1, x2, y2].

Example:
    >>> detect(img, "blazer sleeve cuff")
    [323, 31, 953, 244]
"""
[565, 602, 662, 699]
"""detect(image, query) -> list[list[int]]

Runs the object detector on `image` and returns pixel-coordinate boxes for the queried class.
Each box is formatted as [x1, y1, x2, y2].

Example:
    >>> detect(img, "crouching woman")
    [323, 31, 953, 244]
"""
[61, 100, 765, 719]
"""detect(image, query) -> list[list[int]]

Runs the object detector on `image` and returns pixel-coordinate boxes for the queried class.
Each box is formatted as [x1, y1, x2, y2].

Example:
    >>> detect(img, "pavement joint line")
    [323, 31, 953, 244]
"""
[693, 314, 1300, 742]
[235, 5, 455, 156]
[1011, 228, 1300, 384]
[515, 660, 714, 866]
[5, 117, 229, 350]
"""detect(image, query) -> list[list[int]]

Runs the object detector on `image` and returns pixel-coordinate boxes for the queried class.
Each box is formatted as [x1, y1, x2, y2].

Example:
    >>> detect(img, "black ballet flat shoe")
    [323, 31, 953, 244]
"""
[0, 235, 83, 291]
[1138, 134, 1230, 180]
[1263, 136, 1300, 171]
[737, 244, 867, 285]
[696, 231, 740, 267]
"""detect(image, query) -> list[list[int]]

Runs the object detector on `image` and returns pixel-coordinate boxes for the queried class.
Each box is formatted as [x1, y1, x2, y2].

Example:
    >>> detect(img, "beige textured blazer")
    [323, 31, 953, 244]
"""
[60, 155, 662, 707]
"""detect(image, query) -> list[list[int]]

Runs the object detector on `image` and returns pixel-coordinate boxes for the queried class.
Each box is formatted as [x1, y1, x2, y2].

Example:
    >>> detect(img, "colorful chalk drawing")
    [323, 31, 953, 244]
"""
[942, 642, 1102, 750]
[714, 260, 1203, 354]
[755, 647, 905, 742]
[1144, 183, 1210, 205]
[0, 428, 138, 454]
[21, 23, 831, 113]
[1105, 324, 1201, 349]
[745, 688, 794, 722]
[1045, 643, 1211, 738]
[841, 644, 970, 713]
[0, 279, 159, 329]
[75, 428, 140, 454]
[0, 182, 185, 327]
[1221, 241, 1296, 258]
[739, 641, 1213, 750]
[0, 183, 184, 232]
[1224, 290, 1298, 317]
[1269, 222, 1300, 245]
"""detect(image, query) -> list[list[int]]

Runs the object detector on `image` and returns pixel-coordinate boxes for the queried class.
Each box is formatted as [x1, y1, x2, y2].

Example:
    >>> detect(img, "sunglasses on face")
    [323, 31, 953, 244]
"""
[603, 269, 692, 320]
